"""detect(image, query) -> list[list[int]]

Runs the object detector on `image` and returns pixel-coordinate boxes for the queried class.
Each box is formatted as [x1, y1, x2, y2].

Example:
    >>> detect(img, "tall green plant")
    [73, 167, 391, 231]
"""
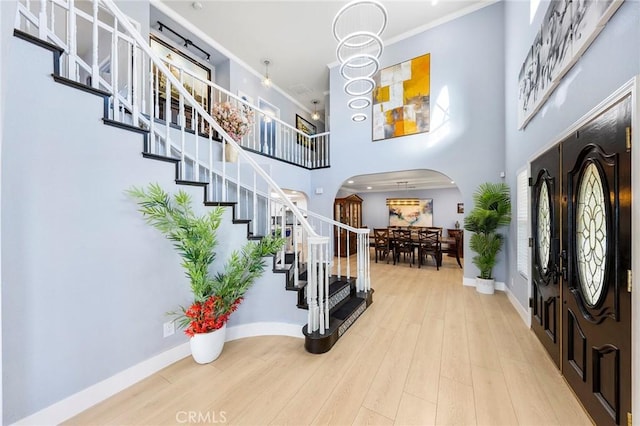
[464, 182, 511, 280]
[127, 183, 224, 301]
[212, 235, 286, 308]
[127, 183, 286, 333]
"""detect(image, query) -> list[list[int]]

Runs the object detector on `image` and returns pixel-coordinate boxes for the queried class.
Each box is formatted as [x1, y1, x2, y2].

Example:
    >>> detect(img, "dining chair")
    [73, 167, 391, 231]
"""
[392, 229, 414, 266]
[426, 227, 443, 238]
[373, 228, 390, 263]
[418, 228, 441, 270]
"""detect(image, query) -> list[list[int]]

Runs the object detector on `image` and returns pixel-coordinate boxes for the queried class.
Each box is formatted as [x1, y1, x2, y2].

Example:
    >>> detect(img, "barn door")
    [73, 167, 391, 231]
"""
[530, 144, 561, 368]
[561, 95, 632, 425]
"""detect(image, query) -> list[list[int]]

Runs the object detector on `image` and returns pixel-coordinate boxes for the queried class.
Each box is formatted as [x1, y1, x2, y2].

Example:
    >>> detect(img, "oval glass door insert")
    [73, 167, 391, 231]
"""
[576, 162, 607, 306]
[537, 181, 551, 275]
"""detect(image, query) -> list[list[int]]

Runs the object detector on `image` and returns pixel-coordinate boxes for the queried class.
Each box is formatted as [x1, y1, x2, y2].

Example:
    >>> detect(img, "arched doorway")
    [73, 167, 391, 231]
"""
[335, 169, 464, 270]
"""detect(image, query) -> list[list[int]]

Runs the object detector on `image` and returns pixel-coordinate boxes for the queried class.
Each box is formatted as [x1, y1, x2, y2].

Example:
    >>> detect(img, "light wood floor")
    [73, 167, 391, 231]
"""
[66, 254, 592, 426]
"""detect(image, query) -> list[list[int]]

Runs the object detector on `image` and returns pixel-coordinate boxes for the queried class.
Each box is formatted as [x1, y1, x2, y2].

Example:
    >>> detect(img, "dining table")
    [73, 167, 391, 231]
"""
[387, 228, 462, 269]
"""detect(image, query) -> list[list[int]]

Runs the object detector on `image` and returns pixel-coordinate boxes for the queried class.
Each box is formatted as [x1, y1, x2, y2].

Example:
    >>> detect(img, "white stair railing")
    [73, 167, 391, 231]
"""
[301, 209, 371, 292]
[14, 0, 369, 337]
[14, 0, 329, 170]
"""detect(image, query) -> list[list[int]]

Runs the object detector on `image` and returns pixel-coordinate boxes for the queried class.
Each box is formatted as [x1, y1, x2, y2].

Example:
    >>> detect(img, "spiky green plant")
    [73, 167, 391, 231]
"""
[464, 182, 512, 280]
[127, 183, 224, 302]
[127, 183, 286, 333]
[212, 233, 286, 308]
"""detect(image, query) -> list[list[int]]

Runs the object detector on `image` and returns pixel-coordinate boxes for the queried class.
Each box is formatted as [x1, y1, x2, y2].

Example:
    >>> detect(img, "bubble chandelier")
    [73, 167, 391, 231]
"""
[332, 0, 387, 122]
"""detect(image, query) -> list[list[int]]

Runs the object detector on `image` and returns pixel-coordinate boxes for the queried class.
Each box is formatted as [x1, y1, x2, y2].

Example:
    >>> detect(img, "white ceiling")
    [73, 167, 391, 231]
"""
[340, 169, 457, 194]
[158, 0, 492, 117]
[155, 0, 490, 194]
[280, 168, 455, 200]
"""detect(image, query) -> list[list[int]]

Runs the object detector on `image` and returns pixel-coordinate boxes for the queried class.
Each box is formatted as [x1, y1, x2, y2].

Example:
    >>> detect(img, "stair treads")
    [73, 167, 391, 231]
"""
[332, 297, 366, 321]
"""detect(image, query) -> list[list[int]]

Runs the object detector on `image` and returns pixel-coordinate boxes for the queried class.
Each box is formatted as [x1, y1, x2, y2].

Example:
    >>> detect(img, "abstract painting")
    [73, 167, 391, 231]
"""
[517, 0, 623, 129]
[373, 53, 430, 141]
[388, 199, 433, 227]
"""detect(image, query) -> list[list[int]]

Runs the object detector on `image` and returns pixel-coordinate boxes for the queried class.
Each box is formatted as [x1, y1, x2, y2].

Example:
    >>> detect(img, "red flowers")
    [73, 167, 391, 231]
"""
[183, 296, 242, 337]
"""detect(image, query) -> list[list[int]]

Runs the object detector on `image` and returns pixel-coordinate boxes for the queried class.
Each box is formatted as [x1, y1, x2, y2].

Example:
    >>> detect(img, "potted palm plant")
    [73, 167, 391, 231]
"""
[464, 182, 511, 294]
[127, 183, 284, 363]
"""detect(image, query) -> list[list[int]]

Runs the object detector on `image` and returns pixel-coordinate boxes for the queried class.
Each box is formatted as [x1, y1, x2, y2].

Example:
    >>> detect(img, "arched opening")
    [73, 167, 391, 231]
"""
[334, 169, 464, 270]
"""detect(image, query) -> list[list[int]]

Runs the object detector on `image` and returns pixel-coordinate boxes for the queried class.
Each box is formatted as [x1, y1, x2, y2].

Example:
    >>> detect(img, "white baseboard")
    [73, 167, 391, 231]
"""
[505, 286, 531, 327]
[463, 277, 530, 327]
[13, 322, 303, 426]
[13, 342, 191, 426]
[462, 276, 506, 291]
[226, 321, 304, 341]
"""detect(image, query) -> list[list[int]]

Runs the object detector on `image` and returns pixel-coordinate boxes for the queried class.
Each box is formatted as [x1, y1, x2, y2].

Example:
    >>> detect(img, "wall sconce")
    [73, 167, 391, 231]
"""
[311, 100, 320, 121]
[262, 59, 272, 88]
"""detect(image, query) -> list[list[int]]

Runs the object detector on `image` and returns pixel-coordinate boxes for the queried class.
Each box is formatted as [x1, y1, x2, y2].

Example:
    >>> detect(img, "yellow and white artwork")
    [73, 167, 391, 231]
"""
[373, 53, 430, 141]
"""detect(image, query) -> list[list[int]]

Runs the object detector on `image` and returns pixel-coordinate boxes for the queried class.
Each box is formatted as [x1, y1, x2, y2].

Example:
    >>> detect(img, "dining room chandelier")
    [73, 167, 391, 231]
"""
[386, 198, 421, 206]
[332, 0, 387, 122]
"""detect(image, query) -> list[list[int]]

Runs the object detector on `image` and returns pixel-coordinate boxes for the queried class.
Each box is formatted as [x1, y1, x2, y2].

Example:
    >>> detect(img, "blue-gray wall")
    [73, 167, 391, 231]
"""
[312, 2, 507, 282]
[503, 1, 640, 307]
[227, 59, 326, 133]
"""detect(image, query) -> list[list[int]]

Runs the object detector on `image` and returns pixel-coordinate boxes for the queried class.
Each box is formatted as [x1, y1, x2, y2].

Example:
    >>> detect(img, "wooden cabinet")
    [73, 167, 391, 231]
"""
[447, 229, 464, 258]
[334, 194, 363, 257]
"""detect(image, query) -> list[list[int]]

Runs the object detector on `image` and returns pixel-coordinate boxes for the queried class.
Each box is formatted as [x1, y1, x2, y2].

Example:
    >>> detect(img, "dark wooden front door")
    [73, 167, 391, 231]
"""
[531, 144, 561, 368]
[561, 95, 632, 425]
[530, 94, 632, 425]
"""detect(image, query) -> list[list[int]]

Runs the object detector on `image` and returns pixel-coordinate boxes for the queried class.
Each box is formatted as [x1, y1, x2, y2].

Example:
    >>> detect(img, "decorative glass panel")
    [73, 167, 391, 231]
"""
[537, 181, 551, 274]
[576, 163, 607, 306]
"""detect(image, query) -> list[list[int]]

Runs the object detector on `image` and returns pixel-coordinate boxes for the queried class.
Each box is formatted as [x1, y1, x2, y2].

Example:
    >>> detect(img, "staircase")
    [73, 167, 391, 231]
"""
[11, 0, 372, 354]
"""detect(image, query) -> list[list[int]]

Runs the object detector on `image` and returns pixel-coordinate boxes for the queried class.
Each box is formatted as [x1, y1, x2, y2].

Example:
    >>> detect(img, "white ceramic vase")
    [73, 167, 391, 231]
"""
[224, 143, 238, 162]
[189, 323, 226, 364]
[475, 277, 495, 295]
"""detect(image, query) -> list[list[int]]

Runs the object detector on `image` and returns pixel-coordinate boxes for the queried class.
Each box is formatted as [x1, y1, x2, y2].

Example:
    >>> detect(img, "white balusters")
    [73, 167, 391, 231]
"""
[38, 0, 46, 40]
[68, 0, 77, 80]
[131, 44, 141, 127]
[111, 17, 119, 120]
[91, 0, 99, 88]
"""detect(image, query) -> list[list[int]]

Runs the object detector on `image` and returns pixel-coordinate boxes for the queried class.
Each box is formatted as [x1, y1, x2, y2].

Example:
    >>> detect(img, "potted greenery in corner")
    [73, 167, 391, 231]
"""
[127, 183, 285, 363]
[464, 182, 511, 295]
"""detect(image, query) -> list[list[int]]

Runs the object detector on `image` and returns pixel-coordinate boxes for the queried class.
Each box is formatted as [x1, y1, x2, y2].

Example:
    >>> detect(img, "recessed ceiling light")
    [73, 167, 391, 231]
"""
[348, 180, 354, 184]
[367, 186, 372, 190]
[451, 180, 455, 184]
[291, 190, 297, 194]
[192, 1, 203, 9]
